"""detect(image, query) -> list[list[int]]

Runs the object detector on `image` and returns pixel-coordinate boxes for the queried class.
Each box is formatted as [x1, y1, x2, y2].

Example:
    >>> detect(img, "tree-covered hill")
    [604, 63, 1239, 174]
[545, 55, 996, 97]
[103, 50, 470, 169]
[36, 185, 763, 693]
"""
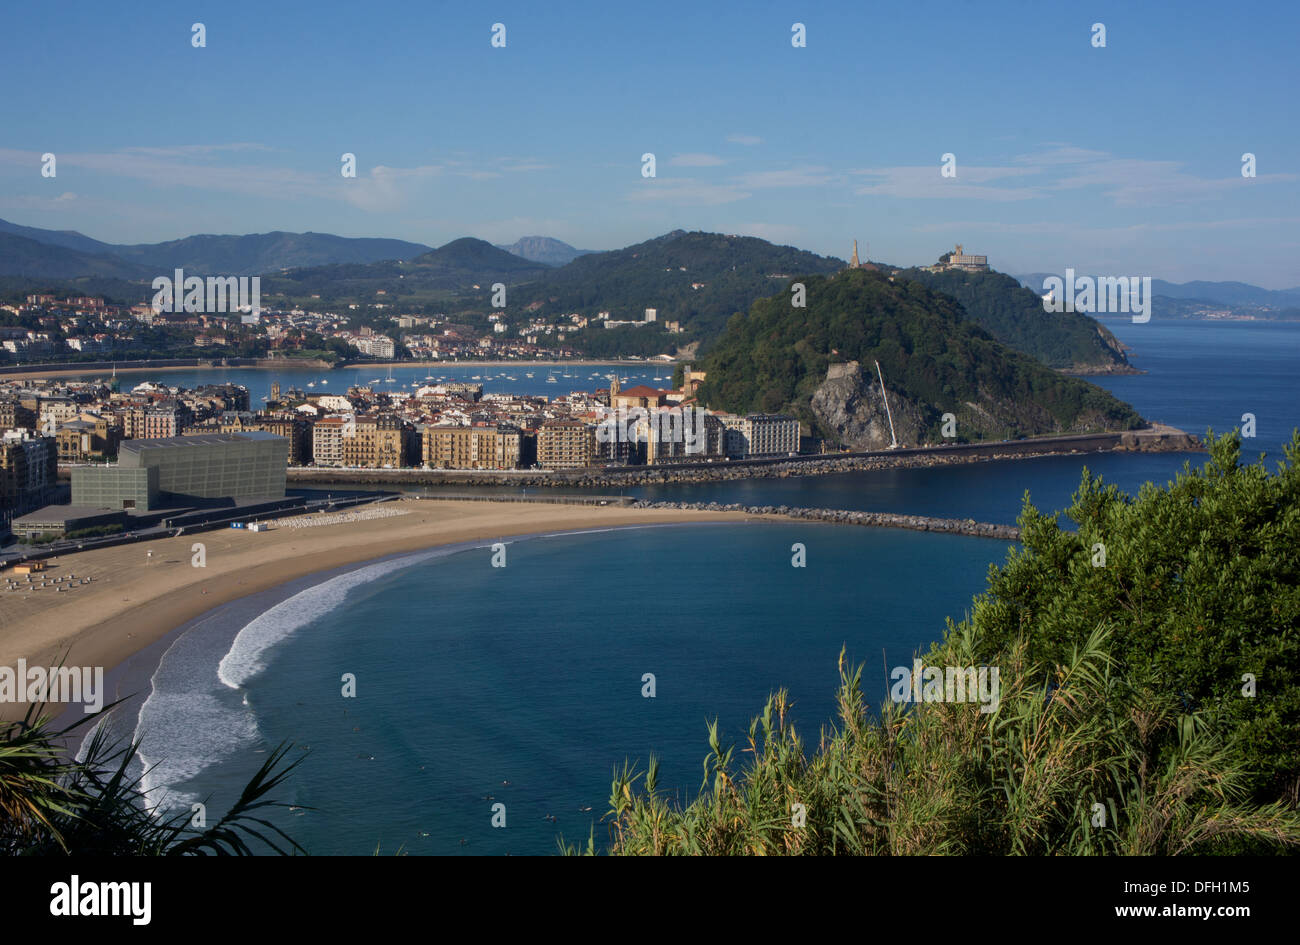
[260, 237, 550, 303]
[696, 268, 1144, 444]
[487, 230, 846, 337]
[0, 233, 150, 280]
[0, 218, 434, 278]
[113, 230, 433, 274]
[901, 267, 1132, 371]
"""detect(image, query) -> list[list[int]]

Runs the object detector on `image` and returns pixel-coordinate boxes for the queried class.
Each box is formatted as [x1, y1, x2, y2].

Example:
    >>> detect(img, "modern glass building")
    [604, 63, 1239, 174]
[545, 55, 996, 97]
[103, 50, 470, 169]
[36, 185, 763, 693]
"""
[71, 466, 159, 511]
[72, 432, 287, 510]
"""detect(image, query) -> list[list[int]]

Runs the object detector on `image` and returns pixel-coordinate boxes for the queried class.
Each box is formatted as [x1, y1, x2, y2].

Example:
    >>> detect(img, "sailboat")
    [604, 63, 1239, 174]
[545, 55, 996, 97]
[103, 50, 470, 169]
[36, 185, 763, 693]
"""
[545, 370, 558, 384]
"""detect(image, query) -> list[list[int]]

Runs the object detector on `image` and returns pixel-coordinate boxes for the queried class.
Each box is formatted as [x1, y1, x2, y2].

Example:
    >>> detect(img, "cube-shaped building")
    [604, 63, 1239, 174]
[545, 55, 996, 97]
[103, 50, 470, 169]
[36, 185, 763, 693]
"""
[72, 431, 287, 511]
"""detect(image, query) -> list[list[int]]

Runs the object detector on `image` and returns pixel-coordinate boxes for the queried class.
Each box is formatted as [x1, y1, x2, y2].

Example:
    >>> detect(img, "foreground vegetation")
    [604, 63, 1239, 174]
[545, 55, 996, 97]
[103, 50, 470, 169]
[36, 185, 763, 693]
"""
[582, 431, 1299, 854]
[1, 705, 304, 855]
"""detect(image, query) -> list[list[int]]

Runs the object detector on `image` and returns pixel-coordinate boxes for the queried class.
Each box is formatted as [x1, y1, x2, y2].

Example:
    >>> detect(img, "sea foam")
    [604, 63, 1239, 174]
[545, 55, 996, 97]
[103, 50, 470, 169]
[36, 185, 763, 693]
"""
[217, 547, 452, 689]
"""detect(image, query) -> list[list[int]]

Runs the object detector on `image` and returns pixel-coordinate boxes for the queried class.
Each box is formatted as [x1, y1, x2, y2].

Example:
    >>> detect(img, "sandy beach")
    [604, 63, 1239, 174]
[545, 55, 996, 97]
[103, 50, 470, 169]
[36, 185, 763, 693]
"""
[0, 499, 753, 721]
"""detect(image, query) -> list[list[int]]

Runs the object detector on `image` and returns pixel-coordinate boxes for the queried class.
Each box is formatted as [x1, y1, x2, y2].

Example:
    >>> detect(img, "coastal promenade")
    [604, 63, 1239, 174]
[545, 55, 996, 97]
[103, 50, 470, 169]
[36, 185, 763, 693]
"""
[287, 424, 1202, 489]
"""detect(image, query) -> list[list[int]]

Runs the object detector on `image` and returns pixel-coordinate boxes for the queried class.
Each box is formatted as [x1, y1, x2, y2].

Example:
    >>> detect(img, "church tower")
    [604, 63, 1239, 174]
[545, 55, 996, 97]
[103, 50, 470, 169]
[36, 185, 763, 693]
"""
[271, 380, 281, 402]
[609, 373, 620, 398]
[851, 240, 860, 268]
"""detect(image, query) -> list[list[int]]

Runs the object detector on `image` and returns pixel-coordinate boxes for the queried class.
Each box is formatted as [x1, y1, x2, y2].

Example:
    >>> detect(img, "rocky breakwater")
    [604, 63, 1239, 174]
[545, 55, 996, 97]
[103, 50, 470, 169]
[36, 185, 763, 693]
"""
[1116, 423, 1202, 451]
[628, 499, 1020, 541]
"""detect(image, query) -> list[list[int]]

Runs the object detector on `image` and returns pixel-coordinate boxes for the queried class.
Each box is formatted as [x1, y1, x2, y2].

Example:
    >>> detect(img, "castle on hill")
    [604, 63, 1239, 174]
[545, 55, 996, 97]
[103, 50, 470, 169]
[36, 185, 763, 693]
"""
[924, 243, 990, 273]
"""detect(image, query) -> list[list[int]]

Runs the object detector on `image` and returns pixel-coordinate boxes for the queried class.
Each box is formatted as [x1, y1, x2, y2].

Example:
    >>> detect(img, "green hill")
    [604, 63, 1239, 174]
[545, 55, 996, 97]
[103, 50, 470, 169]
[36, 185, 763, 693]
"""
[113, 230, 432, 274]
[0, 218, 434, 278]
[489, 228, 845, 335]
[0, 233, 150, 280]
[260, 237, 549, 303]
[902, 267, 1132, 371]
[697, 268, 1144, 446]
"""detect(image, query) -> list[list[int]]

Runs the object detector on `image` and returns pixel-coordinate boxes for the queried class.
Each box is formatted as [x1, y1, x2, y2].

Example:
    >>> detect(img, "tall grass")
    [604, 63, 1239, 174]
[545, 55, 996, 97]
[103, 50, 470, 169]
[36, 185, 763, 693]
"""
[580, 629, 1299, 855]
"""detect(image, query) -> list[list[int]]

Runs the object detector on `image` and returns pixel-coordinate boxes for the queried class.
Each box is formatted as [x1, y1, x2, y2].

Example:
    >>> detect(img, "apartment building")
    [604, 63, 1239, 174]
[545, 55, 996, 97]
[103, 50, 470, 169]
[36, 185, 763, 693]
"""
[717, 414, 801, 458]
[0, 400, 37, 432]
[644, 409, 726, 464]
[341, 414, 407, 468]
[0, 431, 58, 515]
[423, 423, 523, 469]
[313, 415, 347, 467]
[537, 419, 596, 469]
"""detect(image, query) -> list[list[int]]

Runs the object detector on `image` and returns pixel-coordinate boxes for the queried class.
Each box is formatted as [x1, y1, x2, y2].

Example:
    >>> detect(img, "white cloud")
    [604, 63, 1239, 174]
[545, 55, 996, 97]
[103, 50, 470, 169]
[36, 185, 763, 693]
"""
[342, 164, 444, 212]
[670, 153, 729, 167]
[851, 165, 1040, 201]
[737, 166, 836, 188]
[624, 178, 751, 205]
[913, 216, 1300, 236]
[727, 134, 762, 146]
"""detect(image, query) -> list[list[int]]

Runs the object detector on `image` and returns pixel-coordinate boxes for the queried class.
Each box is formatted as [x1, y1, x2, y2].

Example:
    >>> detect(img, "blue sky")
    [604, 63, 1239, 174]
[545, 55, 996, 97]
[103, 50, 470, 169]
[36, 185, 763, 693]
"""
[2, 0, 1297, 286]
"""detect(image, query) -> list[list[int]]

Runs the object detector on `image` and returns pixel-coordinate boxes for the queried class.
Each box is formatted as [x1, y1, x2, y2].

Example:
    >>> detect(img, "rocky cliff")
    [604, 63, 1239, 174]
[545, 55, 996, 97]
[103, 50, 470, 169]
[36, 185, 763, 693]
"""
[809, 361, 926, 450]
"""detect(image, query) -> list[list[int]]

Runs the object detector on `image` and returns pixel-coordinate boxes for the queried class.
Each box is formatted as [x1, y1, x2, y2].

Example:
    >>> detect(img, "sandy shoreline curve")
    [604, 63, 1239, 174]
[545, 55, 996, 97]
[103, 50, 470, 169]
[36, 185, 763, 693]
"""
[0, 499, 758, 721]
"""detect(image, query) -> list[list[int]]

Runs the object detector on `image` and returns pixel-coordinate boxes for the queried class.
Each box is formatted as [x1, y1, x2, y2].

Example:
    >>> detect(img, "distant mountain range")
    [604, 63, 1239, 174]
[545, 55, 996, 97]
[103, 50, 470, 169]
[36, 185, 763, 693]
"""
[1016, 272, 1300, 318]
[0, 218, 434, 278]
[3, 215, 1279, 373]
[494, 236, 593, 266]
[0, 218, 597, 277]
[259, 237, 552, 298]
[0, 232, 149, 280]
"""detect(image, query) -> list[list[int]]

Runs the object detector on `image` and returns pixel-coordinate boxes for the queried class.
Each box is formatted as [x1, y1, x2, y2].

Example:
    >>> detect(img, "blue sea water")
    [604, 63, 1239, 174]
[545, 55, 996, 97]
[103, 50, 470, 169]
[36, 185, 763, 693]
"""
[71, 361, 668, 406]
[128, 523, 1005, 855]
[114, 318, 1300, 854]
